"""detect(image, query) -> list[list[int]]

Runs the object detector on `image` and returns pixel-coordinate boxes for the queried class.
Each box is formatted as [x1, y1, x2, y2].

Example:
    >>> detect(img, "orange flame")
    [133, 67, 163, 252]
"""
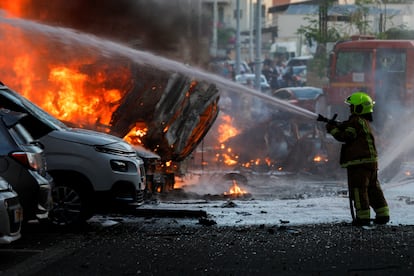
[218, 115, 239, 143]
[313, 154, 328, 163]
[0, 20, 132, 131]
[0, 1, 29, 18]
[224, 180, 247, 195]
[124, 124, 148, 145]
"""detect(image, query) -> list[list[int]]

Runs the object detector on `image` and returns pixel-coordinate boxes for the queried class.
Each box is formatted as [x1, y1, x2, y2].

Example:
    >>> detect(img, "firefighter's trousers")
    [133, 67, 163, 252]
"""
[347, 164, 389, 221]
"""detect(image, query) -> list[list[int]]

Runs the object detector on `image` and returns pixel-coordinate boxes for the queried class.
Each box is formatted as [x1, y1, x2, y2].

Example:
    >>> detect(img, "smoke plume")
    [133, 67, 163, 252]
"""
[0, 0, 209, 62]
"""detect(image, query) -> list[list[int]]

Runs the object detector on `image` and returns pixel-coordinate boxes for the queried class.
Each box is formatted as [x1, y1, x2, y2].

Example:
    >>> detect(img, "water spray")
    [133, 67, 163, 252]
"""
[0, 14, 321, 121]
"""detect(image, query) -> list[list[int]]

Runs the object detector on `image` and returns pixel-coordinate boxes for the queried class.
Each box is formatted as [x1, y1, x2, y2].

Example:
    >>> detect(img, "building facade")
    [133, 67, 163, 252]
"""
[202, 0, 414, 61]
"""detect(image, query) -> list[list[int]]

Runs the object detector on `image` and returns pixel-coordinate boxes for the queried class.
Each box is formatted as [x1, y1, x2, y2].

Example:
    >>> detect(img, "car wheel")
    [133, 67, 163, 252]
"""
[49, 182, 93, 227]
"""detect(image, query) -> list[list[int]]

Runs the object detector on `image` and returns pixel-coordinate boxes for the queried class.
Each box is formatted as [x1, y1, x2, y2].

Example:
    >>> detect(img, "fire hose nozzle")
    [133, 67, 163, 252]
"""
[316, 114, 328, 122]
[317, 113, 338, 124]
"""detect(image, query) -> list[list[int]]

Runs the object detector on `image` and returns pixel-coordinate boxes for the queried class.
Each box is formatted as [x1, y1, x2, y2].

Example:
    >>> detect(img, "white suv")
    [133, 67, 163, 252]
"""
[0, 82, 146, 226]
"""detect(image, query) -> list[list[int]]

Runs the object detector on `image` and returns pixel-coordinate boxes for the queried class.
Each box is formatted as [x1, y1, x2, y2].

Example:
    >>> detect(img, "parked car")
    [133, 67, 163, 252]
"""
[272, 86, 324, 112]
[0, 82, 146, 227]
[235, 73, 271, 92]
[0, 176, 22, 244]
[226, 60, 252, 74]
[0, 108, 53, 223]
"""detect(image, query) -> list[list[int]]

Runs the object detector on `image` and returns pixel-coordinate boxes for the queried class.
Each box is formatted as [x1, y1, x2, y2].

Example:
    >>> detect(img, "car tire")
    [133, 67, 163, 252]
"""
[49, 181, 94, 227]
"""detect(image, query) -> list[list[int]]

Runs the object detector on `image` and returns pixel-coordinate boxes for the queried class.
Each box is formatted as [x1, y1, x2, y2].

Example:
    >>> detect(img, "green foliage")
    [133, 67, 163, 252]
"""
[352, 1, 372, 34]
[308, 54, 328, 79]
[385, 27, 414, 39]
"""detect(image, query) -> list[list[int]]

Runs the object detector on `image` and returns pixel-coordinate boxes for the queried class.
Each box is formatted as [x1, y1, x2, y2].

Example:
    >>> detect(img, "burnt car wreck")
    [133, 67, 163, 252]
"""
[110, 72, 220, 163]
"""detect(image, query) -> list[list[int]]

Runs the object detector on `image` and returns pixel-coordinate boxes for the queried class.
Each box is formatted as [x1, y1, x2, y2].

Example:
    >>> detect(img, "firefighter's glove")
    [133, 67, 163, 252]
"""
[325, 122, 336, 133]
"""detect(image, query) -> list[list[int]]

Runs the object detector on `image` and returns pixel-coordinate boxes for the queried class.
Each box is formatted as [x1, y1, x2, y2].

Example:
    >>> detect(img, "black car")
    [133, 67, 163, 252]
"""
[0, 108, 53, 222]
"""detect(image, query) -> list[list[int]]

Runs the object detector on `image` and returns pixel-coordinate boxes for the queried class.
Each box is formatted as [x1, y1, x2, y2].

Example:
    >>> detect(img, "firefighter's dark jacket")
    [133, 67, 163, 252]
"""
[327, 114, 378, 168]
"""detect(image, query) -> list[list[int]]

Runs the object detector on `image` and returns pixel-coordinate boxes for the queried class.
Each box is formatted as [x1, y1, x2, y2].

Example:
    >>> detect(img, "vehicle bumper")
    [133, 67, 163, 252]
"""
[0, 194, 22, 244]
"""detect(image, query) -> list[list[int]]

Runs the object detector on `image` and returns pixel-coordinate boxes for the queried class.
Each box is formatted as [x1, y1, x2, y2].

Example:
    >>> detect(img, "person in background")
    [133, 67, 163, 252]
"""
[325, 92, 390, 226]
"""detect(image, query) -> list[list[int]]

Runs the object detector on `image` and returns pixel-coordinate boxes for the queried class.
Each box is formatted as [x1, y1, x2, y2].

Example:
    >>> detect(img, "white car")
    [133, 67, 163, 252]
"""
[235, 73, 271, 92]
[0, 82, 146, 227]
[0, 177, 22, 244]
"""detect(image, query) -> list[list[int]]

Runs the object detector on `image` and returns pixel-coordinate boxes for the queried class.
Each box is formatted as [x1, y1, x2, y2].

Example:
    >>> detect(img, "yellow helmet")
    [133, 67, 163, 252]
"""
[345, 92, 375, 115]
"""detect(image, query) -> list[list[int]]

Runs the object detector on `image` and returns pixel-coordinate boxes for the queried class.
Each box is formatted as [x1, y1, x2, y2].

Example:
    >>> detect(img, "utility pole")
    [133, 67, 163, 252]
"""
[235, 0, 241, 76]
[249, 0, 254, 63]
[211, 0, 218, 57]
[254, 0, 262, 91]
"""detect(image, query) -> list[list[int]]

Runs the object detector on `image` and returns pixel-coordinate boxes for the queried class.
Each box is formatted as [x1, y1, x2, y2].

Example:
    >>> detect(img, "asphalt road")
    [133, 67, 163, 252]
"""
[1, 214, 414, 276]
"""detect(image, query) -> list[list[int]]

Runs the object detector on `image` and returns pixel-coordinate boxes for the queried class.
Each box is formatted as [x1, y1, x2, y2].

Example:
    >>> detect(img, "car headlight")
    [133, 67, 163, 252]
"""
[110, 160, 128, 172]
[95, 143, 137, 157]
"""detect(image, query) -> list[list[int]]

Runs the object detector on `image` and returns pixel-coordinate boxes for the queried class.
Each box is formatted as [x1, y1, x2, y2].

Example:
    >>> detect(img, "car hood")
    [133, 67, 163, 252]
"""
[44, 128, 128, 146]
[134, 145, 161, 160]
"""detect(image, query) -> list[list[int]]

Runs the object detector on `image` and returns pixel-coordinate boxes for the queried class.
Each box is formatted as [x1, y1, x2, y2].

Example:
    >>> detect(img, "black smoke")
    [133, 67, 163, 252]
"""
[0, 0, 210, 61]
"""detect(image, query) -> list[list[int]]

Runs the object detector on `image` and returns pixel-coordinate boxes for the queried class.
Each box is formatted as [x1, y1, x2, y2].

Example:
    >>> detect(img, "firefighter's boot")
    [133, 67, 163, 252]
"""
[374, 206, 390, 224]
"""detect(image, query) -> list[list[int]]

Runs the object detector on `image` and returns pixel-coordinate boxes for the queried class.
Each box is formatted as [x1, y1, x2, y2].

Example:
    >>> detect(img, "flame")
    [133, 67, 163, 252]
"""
[214, 114, 240, 167]
[218, 115, 239, 143]
[224, 180, 248, 196]
[124, 124, 148, 145]
[313, 154, 328, 163]
[0, 20, 132, 130]
[0, 1, 28, 17]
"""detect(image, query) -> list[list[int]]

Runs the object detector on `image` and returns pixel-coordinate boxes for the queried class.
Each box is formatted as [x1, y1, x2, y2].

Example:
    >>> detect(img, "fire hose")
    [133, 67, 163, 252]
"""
[316, 113, 356, 222]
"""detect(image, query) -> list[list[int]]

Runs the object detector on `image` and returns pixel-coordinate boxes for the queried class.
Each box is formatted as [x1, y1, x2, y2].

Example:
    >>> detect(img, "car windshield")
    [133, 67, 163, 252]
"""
[293, 66, 306, 75]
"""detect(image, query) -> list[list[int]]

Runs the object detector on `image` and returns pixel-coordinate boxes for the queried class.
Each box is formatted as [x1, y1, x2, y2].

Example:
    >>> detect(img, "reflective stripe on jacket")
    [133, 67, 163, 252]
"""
[328, 115, 378, 168]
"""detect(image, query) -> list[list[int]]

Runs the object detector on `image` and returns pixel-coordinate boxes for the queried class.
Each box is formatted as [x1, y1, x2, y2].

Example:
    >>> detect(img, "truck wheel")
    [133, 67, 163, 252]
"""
[49, 182, 93, 227]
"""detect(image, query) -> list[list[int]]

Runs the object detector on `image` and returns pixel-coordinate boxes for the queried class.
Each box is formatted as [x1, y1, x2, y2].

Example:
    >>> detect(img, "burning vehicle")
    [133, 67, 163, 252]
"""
[190, 89, 341, 182]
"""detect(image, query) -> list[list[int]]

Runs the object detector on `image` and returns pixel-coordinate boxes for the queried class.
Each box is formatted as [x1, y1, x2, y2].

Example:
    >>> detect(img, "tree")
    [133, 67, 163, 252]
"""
[296, 1, 339, 78]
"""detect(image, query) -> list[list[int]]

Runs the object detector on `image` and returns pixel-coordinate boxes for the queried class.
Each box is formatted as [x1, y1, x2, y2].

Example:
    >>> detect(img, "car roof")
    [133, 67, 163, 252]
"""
[235, 74, 266, 79]
[276, 86, 322, 92]
[288, 55, 313, 61]
[274, 86, 322, 99]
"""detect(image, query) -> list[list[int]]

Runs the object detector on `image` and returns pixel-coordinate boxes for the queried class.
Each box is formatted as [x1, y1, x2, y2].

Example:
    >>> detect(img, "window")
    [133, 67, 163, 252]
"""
[376, 49, 406, 72]
[336, 51, 373, 76]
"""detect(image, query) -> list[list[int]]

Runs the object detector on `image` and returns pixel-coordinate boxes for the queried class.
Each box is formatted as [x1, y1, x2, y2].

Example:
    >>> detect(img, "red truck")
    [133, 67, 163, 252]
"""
[324, 36, 414, 179]
[325, 35, 414, 123]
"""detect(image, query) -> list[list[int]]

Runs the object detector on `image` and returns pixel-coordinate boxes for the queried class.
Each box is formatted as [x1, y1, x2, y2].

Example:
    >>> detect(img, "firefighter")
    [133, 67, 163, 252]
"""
[325, 92, 390, 226]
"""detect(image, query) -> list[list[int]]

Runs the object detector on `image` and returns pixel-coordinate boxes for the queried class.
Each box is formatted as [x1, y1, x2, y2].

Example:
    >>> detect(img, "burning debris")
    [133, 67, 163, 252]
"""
[224, 180, 250, 198]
